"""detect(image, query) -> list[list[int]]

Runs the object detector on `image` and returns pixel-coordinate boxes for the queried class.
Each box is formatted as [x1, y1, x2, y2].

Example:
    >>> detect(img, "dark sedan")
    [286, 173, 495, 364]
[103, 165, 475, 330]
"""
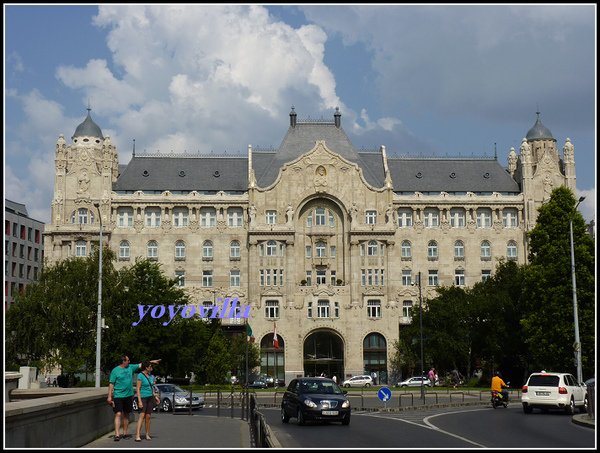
[281, 377, 351, 426]
[247, 380, 268, 389]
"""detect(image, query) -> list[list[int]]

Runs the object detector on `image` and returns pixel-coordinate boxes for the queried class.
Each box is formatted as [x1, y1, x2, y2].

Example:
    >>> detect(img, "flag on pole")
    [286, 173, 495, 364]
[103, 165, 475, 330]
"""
[273, 322, 280, 349]
[246, 323, 255, 343]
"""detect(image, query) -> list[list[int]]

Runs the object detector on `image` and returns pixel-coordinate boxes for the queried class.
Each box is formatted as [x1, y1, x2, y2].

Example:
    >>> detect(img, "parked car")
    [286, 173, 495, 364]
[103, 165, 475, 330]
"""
[396, 376, 432, 388]
[154, 383, 205, 412]
[260, 375, 275, 387]
[247, 380, 268, 389]
[281, 377, 351, 425]
[341, 375, 373, 388]
[521, 371, 588, 414]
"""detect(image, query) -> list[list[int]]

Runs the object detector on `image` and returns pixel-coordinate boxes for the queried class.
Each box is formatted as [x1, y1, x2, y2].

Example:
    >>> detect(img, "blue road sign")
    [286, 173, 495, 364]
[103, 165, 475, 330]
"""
[378, 386, 392, 402]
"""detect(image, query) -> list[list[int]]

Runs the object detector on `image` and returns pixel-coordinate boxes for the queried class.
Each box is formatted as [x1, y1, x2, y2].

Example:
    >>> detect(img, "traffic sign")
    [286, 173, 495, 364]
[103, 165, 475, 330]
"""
[378, 386, 392, 402]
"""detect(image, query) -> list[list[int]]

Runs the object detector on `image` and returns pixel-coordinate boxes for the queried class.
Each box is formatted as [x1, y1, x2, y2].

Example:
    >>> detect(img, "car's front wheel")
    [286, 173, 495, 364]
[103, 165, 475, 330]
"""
[281, 406, 289, 423]
[364, 383, 371, 388]
[341, 414, 350, 426]
[344, 384, 350, 388]
[401, 385, 407, 388]
[297, 409, 305, 426]
[162, 398, 173, 412]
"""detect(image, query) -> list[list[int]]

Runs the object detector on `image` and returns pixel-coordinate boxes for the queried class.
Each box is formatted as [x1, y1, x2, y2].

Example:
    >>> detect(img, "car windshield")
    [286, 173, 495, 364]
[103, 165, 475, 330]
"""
[528, 375, 560, 387]
[158, 384, 185, 393]
[300, 380, 343, 395]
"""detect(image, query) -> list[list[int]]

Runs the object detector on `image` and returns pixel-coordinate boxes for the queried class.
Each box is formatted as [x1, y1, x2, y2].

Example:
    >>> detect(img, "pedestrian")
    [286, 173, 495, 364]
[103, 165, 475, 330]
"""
[332, 375, 337, 384]
[427, 367, 435, 384]
[107, 355, 161, 441]
[52, 378, 57, 387]
[371, 371, 377, 385]
[135, 361, 157, 442]
[45, 375, 51, 387]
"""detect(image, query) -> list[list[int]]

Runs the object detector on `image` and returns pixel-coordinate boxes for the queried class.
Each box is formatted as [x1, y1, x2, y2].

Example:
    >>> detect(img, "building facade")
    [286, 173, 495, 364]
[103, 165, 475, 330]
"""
[43, 109, 576, 384]
[5, 199, 45, 310]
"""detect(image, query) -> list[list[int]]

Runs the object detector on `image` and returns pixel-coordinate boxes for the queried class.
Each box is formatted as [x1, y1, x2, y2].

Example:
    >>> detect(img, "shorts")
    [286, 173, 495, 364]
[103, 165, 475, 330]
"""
[139, 396, 155, 414]
[113, 396, 133, 414]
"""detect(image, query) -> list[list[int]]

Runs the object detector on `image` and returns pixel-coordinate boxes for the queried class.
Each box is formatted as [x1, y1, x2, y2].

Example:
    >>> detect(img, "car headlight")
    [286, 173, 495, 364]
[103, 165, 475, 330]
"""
[303, 398, 318, 408]
[175, 396, 187, 403]
[341, 400, 350, 408]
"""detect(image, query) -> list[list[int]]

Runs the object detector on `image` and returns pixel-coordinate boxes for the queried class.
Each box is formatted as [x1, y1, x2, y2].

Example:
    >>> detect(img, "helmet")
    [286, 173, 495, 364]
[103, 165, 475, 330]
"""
[495, 371, 502, 377]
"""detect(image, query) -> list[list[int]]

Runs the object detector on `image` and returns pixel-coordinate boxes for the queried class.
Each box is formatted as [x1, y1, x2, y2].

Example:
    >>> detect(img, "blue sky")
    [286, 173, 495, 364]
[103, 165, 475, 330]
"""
[4, 4, 596, 223]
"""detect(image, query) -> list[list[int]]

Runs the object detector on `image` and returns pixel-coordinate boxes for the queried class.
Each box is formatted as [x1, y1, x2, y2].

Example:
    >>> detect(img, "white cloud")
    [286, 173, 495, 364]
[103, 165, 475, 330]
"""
[577, 188, 596, 225]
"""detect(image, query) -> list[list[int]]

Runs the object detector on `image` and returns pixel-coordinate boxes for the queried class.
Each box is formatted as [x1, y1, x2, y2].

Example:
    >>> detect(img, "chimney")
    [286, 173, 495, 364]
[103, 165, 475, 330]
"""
[334, 107, 341, 128]
[290, 106, 297, 128]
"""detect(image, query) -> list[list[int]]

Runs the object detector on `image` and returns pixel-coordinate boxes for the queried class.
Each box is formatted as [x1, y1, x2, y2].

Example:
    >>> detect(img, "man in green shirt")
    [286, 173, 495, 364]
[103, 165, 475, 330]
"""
[107, 355, 161, 441]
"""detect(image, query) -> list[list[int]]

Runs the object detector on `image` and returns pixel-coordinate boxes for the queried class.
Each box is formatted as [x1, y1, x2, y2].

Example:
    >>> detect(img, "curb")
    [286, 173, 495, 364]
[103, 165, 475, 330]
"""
[572, 414, 595, 429]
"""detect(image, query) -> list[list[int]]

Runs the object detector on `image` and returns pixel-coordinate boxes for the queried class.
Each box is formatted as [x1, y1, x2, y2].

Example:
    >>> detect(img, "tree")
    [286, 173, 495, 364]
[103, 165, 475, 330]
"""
[521, 187, 595, 378]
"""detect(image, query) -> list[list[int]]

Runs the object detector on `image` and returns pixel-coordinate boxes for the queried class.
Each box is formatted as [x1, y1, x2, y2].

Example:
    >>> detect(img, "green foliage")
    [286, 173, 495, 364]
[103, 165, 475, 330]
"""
[203, 329, 231, 384]
[521, 187, 595, 378]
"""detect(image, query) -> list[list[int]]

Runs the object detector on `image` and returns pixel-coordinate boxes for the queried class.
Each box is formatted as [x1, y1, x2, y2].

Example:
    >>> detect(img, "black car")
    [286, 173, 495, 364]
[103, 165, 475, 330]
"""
[281, 377, 351, 426]
[247, 380, 268, 389]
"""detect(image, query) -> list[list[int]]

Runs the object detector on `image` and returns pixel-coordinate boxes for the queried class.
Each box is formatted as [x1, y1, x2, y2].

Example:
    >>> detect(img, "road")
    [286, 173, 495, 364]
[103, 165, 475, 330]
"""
[259, 405, 595, 448]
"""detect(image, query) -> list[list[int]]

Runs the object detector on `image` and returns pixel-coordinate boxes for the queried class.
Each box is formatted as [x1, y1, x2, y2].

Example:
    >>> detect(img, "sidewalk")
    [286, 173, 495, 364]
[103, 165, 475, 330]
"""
[84, 410, 251, 448]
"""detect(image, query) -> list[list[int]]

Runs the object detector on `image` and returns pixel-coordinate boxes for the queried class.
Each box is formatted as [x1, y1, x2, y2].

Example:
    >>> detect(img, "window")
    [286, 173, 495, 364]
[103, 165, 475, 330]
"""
[175, 270, 185, 287]
[75, 240, 87, 257]
[330, 270, 337, 286]
[423, 208, 439, 227]
[365, 210, 377, 225]
[402, 270, 412, 286]
[329, 210, 335, 227]
[397, 208, 413, 227]
[305, 271, 312, 286]
[27, 227, 33, 241]
[450, 208, 465, 227]
[266, 210, 277, 224]
[305, 245, 312, 258]
[265, 300, 279, 319]
[147, 240, 158, 259]
[454, 240, 465, 258]
[367, 240, 378, 256]
[480, 240, 491, 258]
[13, 223, 18, 237]
[200, 208, 216, 227]
[117, 208, 133, 227]
[330, 246, 336, 257]
[172, 207, 189, 227]
[307, 301, 313, 318]
[317, 300, 330, 318]
[481, 270, 492, 282]
[367, 300, 381, 318]
[476, 208, 492, 228]
[455, 269, 465, 286]
[502, 208, 518, 228]
[428, 270, 439, 286]
[145, 207, 161, 227]
[316, 241, 327, 257]
[266, 240, 277, 256]
[427, 240, 438, 259]
[230, 240, 241, 258]
[119, 240, 130, 259]
[72, 208, 94, 225]
[227, 208, 244, 227]
[306, 211, 313, 227]
[230, 270, 240, 287]
[202, 270, 213, 287]
[334, 301, 340, 318]
[401, 240, 412, 259]
[316, 270, 327, 285]
[402, 300, 413, 318]
[507, 240, 518, 259]
[175, 240, 186, 259]
[203, 240, 213, 258]
[315, 208, 326, 225]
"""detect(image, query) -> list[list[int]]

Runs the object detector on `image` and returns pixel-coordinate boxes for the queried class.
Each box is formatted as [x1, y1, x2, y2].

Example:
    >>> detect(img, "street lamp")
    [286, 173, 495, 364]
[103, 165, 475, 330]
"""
[416, 271, 425, 402]
[569, 196, 585, 384]
[93, 202, 103, 387]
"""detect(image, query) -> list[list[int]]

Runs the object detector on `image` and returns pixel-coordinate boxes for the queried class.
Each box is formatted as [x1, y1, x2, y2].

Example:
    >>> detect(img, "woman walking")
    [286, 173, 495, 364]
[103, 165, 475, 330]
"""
[135, 361, 156, 441]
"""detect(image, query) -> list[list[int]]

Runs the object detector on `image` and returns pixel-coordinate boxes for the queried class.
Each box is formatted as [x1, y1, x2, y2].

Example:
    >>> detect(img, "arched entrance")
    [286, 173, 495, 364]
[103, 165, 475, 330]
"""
[364, 332, 388, 384]
[260, 335, 285, 384]
[303, 329, 344, 378]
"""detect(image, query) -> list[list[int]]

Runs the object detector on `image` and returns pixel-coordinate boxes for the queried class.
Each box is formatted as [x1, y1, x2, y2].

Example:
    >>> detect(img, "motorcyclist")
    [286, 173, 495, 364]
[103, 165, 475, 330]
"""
[491, 371, 509, 402]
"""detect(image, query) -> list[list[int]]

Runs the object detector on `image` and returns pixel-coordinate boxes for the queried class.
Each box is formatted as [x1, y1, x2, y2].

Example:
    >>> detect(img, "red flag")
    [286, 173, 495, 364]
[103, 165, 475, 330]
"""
[273, 323, 280, 349]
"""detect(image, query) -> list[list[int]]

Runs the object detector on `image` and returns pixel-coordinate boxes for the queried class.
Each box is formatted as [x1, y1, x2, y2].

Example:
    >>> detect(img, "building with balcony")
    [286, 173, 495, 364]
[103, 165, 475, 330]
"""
[43, 108, 577, 384]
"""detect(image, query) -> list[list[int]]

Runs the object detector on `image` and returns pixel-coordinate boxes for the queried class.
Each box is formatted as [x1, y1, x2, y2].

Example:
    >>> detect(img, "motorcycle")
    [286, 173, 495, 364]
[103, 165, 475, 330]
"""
[491, 382, 510, 409]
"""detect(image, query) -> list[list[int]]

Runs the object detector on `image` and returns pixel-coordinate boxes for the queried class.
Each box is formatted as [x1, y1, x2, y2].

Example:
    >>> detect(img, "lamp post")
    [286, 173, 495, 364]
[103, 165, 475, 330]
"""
[93, 202, 103, 388]
[417, 271, 425, 402]
[569, 196, 585, 384]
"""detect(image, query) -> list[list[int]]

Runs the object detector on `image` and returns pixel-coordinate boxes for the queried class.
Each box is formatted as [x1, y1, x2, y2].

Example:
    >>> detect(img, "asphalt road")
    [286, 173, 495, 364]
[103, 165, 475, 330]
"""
[260, 404, 595, 448]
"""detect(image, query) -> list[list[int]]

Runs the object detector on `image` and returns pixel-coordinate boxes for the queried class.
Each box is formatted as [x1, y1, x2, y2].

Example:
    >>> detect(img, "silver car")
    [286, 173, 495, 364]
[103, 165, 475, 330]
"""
[154, 383, 205, 412]
[341, 375, 373, 388]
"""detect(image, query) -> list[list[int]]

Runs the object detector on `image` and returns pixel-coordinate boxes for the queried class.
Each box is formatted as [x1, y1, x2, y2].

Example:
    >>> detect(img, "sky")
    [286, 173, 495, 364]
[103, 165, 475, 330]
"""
[4, 4, 596, 224]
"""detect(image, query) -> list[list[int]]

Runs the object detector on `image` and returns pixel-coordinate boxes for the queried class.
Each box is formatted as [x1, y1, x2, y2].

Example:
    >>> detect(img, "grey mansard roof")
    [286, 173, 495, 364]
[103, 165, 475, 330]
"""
[113, 155, 248, 192]
[387, 158, 520, 193]
[113, 117, 520, 194]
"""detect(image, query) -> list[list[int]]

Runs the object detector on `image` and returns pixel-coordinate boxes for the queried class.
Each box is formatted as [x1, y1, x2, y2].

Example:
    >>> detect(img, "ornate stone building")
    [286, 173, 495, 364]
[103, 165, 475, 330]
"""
[44, 108, 576, 384]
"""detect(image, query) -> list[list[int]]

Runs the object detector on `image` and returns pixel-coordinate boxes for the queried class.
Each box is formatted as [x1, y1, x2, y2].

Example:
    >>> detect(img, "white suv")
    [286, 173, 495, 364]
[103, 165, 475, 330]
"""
[341, 375, 373, 388]
[521, 371, 588, 414]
